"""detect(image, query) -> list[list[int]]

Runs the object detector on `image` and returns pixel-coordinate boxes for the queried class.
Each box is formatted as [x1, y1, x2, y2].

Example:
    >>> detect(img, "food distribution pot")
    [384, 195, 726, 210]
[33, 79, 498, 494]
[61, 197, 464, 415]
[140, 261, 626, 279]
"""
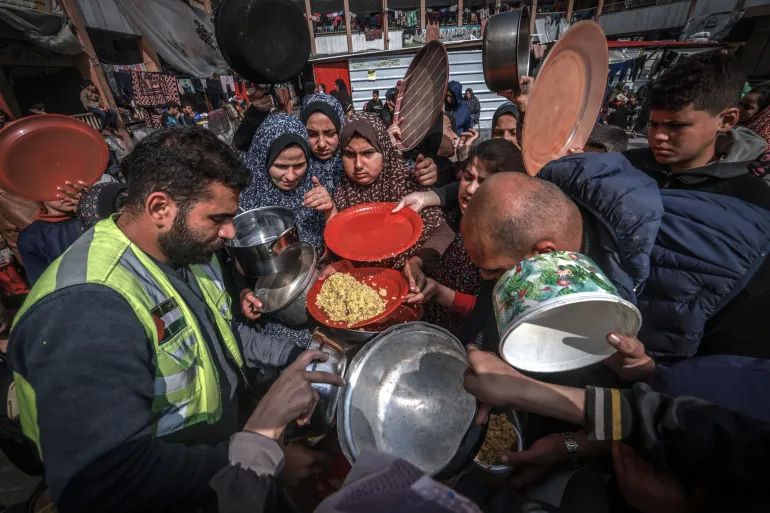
[253, 242, 318, 326]
[483, 8, 531, 94]
[225, 206, 299, 277]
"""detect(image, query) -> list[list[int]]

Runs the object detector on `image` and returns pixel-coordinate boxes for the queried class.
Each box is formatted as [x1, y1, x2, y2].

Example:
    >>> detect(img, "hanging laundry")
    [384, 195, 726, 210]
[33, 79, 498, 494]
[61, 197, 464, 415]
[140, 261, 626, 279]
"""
[207, 78, 226, 109]
[219, 75, 236, 99]
[178, 79, 195, 95]
[131, 71, 180, 107]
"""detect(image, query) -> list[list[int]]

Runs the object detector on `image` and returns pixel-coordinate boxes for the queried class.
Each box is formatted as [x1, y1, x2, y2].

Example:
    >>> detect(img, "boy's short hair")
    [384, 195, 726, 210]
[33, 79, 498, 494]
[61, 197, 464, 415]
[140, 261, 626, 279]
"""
[167, 102, 180, 110]
[650, 51, 746, 115]
[586, 124, 629, 153]
[373, 89, 379, 95]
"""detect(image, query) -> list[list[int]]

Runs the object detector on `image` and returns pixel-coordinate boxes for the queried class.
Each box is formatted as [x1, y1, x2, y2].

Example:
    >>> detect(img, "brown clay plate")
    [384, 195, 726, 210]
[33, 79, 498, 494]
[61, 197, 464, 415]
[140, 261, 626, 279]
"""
[522, 21, 608, 175]
[393, 40, 449, 151]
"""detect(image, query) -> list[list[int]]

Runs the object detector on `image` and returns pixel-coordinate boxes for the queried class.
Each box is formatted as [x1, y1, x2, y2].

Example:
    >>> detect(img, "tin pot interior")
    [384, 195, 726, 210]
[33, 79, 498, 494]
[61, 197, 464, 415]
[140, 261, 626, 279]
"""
[500, 295, 641, 373]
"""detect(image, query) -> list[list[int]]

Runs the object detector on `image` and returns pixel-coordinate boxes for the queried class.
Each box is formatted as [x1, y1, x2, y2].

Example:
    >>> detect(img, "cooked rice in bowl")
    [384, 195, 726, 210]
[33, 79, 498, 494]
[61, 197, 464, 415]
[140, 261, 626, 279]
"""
[476, 413, 519, 466]
[316, 272, 386, 327]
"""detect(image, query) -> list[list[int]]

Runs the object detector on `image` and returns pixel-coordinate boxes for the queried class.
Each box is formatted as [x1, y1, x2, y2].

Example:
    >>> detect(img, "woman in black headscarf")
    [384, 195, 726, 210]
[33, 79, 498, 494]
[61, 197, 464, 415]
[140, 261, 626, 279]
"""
[330, 79, 354, 115]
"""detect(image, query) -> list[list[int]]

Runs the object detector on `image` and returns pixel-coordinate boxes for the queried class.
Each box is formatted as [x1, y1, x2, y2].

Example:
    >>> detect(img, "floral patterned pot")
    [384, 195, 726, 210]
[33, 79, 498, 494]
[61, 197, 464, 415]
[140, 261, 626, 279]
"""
[493, 251, 641, 373]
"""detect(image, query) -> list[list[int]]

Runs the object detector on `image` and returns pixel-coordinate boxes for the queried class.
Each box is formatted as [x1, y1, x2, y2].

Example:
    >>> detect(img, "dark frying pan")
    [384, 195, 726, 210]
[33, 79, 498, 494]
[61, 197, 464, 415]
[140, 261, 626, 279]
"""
[483, 8, 531, 94]
[216, 0, 310, 83]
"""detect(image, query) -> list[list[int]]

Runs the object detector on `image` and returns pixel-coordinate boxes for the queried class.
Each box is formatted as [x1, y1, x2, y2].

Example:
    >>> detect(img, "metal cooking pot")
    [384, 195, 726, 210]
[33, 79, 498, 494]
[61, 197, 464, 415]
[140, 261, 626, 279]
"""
[226, 207, 299, 277]
[253, 242, 318, 326]
[215, 0, 310, 83]
[483, 8, 531, 94]
[337, 322, 482, 478]
[320, 303, 424, 345]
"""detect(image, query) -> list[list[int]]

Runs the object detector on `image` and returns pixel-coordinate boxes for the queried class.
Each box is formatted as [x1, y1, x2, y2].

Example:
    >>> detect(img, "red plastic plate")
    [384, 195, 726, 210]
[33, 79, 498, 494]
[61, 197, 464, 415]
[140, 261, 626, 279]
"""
[0, 114, 108, 201]
[307, 267, 409, 329]
[324, 202, 424, 262]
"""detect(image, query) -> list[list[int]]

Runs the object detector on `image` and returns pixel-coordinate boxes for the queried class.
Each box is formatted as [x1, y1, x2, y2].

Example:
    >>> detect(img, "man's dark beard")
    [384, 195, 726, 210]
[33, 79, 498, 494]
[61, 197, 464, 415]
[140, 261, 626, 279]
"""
[158, 211, 224, 267]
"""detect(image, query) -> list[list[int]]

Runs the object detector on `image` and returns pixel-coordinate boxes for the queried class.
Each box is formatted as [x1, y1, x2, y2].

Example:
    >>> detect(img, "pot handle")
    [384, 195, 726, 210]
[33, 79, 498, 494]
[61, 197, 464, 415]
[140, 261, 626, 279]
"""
[269, 225, 299, 256]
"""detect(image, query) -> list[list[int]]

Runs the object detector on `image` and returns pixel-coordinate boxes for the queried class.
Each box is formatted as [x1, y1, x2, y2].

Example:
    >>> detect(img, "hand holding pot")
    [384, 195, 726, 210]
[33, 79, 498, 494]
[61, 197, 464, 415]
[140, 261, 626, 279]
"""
[244, 350, 345, 440]
[240, 289, 262, 321]
[498, 76, 534, 113]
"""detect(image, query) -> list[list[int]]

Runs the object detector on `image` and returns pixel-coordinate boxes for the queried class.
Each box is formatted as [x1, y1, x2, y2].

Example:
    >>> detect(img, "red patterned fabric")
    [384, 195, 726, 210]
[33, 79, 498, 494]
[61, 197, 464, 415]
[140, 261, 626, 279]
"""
[130, 71, 180, 107]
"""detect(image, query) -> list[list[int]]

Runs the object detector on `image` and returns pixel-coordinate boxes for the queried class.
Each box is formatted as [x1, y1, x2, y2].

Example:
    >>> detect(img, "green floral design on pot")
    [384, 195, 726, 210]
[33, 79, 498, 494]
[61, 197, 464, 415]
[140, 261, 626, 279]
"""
[493, 251, 619, 330]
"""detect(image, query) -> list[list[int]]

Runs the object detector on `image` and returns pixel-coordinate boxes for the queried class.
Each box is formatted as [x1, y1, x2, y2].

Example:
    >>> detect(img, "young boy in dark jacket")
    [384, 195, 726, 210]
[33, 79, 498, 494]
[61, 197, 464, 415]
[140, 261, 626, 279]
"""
[623, 50, 770, 210]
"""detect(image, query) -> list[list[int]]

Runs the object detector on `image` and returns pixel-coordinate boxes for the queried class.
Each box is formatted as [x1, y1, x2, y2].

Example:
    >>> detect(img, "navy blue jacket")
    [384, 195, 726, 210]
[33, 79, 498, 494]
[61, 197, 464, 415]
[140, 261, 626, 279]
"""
[540, 153, 770, 359]
[17, 217, 82, 285]
[446, 81, 472, 136]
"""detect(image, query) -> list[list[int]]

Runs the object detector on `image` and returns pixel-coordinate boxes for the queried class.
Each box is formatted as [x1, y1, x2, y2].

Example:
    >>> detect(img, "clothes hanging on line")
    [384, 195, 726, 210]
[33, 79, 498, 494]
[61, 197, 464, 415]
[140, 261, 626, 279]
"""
[130, 70, 180, 107]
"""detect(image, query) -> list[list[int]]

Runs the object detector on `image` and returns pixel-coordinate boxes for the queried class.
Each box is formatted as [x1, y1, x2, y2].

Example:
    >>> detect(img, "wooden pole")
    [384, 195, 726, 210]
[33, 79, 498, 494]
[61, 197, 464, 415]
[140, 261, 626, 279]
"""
[383, 0, 389, 50]
[59, 0, 131, 147]
[686, 0, 698, 19]
[458, 0, 463, 26]
[344, 0, 353, 53]
[420, 0, 426, 29]
[304, 0, 317, 55]
[530, 0, 537, 35]
[566, 0, 574, 22]
[595, 0, 604, 20]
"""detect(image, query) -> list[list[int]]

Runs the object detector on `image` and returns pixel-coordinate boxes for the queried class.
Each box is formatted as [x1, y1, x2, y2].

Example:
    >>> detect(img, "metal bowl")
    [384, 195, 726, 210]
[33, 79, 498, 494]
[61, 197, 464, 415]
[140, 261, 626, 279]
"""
[337, 322, 479, 476]
[473, 409, 525, 475]
[253, 242, 318, 326]
[226, 206, 298, 277]
[483, 8, 531, 94]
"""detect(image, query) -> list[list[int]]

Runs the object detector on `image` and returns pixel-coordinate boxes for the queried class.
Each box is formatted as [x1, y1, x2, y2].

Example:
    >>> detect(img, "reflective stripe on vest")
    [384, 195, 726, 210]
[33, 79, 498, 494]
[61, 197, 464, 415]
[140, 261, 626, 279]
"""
[12, 218, 244, 456]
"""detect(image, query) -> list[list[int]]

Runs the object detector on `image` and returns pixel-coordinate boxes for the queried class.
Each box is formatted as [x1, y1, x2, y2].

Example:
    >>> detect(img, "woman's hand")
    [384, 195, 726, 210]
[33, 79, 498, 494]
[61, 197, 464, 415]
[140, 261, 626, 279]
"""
[456, 129, 480, 162]
[240, 289, 262, 321]
[405, 277, 439, 305]
[413, 154, 438, 187]
[498, 76, 534, 113]
[318, 260, 353, 281]
[303, 176, 337, 218]
[387, 119, 404, 148]
[392, 190, 441, 214]
[56, 180, 90, 212]
[604, 332, 656, 382]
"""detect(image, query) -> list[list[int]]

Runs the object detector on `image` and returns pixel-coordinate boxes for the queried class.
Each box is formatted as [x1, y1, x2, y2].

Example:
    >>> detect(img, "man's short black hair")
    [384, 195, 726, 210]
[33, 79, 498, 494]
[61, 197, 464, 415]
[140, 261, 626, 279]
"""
[121, 127, 250, 213]
[373, 89, 379, 95]
[586, 124, 629, 152]
[167, 102, 180, 110]
[650, 50, 746, 115]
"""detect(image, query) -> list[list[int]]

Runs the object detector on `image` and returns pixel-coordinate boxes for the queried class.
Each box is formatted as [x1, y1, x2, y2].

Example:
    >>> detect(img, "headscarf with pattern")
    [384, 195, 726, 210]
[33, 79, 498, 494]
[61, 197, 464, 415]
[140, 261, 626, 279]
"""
[334, 112, 446, 269]
[240, 113, 332, 254]
[300, 93, 345, 192]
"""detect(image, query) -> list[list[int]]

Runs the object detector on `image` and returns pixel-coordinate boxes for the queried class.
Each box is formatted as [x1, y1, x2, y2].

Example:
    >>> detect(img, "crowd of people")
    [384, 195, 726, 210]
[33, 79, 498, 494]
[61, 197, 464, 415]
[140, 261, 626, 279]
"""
[1, 46, 770, 513]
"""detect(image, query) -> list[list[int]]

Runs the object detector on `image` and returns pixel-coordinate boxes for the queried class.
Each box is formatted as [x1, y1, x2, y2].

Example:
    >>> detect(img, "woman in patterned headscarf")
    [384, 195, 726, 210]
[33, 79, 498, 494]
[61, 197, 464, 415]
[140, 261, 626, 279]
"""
[240, 113, 335, 254]
[238, 113, 334, 347]
[330, 113, 451, 271]
[300, 93, 345, 193]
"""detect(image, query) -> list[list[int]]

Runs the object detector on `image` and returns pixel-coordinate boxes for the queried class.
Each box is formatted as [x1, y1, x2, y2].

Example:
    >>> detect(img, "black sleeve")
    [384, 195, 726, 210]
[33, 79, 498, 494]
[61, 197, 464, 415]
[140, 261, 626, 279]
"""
[432, 180, 460, 210]
[9, 285, 228, 512]
[585, 383, 770, 498]
[233, 107, 269, 152]
[211, 466, 297, 513]
[16, 226, 47, 285]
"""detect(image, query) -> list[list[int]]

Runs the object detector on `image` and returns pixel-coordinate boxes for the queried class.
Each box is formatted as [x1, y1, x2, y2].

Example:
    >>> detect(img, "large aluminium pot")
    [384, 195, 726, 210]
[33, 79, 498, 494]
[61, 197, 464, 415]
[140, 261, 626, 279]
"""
[337, 322, 484, 479]
[226, 206, 299, 277]
[483, 8, 531, 94]
[253, 242, 318, 326]
[215, 0, 310, 83]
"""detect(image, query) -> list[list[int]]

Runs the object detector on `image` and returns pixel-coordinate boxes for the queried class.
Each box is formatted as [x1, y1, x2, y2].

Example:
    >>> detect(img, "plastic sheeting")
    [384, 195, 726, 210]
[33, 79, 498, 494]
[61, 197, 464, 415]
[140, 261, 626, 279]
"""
[0, 6, 83, 55]
[78, 0, 229, 77]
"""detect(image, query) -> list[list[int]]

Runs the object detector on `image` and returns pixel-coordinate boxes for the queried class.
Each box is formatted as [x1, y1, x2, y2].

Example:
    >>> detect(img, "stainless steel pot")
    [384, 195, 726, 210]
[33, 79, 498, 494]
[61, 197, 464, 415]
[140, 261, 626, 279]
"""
[226, 206, 299, 277]
[483, 8, 531, 94]
[253, 242, 318, 327]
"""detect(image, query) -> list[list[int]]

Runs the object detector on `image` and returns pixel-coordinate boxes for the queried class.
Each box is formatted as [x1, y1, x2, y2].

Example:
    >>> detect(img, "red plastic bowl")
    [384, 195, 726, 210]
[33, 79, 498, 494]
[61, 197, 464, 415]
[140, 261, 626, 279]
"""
[324, 202, 424, 262]
[307, 267, 409, 329]
[0, 114, 108, 201]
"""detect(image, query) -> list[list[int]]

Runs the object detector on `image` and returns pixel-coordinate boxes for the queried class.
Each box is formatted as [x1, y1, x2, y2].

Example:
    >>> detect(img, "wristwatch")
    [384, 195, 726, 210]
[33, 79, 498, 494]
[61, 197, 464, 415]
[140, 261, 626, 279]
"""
[560, 431, 583, 469]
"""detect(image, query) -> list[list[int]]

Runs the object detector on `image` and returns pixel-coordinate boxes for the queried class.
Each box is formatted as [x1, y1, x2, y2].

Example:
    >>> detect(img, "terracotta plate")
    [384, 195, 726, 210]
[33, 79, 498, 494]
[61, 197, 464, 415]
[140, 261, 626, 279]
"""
[307, 267, 409, 329]
[393, 40, 449, 151]
[522, 21, 608, 175]
[324, 202, 424, 262]
[0, 114, 108, 201]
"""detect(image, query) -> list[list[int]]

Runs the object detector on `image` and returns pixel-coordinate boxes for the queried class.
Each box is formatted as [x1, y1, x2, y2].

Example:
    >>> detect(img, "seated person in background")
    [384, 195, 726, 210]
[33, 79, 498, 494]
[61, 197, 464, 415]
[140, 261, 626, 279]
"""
[381, 87, 397, 127]
[491, 102, 521, 149]
[584, 124, 629, 153]
[323, 113, 453, 271]
[80, 81, 118, 133]
[363, 89, 384, 118]
[17, 194, 82, 285]
[161, 102, 182, 128]
[394, 139, 526, 335]
[462, 153, 770, 361]
[622, 50, 770, 209]
[181, 103, 201, 126]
